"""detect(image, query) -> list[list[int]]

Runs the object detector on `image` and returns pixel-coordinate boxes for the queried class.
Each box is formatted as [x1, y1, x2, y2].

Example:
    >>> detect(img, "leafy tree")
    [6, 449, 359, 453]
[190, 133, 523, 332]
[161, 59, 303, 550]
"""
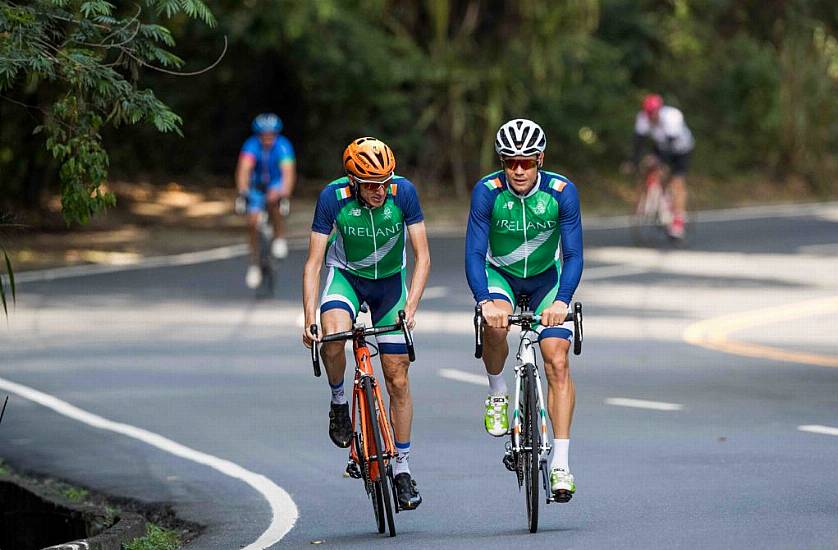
[0, 0, 217, 224]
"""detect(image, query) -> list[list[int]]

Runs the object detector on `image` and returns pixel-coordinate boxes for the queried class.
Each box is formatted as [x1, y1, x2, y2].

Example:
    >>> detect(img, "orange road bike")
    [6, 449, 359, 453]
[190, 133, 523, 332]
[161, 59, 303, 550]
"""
[310, 310, 415, 537]
[474, 297, 583, 533]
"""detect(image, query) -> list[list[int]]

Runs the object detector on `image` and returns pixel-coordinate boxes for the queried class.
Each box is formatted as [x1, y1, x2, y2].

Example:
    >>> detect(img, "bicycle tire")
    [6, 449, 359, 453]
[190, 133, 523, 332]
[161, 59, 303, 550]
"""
[631, 186, 661, 246]
[524, 364, 540, 533]
[364, 378, 396, 537]
[372, 478, 385, 533]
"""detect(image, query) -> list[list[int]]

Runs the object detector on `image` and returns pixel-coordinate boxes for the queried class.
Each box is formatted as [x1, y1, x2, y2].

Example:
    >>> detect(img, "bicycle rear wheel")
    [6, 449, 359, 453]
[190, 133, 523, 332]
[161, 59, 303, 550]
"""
[363, 378, 396, 537]
[524, 365, 540, 533]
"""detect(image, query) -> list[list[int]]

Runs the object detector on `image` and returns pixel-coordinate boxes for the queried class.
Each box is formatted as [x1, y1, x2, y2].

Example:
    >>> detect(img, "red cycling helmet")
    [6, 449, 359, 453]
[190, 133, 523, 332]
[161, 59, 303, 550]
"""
[642, 94, 663, 115]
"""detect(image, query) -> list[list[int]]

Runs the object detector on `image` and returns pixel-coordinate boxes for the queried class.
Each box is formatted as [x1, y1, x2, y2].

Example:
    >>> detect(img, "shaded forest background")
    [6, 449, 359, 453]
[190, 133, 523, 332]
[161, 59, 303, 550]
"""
[2, 0, 837, 214]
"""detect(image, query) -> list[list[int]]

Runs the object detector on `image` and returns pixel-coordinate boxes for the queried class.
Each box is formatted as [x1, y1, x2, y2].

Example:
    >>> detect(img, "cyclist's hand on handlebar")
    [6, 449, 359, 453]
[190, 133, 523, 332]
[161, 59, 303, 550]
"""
[482, 300, 509, 329]
[541, 300, 569, 327]
[303, 323, 320, 349]
[403, 303, 417, 331]
[234, 193, 247, 215]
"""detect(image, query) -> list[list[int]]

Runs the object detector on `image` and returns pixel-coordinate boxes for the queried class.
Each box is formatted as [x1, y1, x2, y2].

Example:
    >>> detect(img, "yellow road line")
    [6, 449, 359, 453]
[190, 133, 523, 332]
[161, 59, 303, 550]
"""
[683, 296, 838, 368]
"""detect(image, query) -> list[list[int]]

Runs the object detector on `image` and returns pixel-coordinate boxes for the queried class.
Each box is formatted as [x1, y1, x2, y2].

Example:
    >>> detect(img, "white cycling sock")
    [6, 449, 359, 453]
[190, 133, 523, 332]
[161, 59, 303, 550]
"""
[551, 438, 570, 471]
[329, 380, 347, 405]
[393, 440, 411, 476]
[487, 372, 508, 396]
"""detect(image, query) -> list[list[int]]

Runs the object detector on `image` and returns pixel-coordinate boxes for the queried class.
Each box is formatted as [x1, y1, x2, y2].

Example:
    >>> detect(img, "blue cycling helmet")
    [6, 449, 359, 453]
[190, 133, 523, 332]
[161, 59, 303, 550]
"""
[252, 113, 282, 134]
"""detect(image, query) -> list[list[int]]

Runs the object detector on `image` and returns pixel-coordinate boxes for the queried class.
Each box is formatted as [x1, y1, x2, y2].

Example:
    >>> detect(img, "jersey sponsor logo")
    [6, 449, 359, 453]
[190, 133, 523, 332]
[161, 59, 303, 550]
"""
[495, 218, 556, 232]
[505, 201, 515, 210]
[383, 205, 392, 219]
[351, 208, 362, 216]
[534, 200, 546, 215]
[345, 224, 401, 238]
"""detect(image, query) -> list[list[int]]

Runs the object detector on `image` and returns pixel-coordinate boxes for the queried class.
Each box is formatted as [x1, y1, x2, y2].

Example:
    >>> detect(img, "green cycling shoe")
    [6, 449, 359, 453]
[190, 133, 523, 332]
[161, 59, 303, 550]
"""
[484, 394, 509, 437]
[550, 468, 576, 503]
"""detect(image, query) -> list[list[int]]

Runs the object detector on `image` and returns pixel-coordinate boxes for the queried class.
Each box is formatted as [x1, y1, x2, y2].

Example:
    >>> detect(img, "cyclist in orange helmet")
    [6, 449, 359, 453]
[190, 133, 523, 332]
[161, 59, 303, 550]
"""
[303, 137, 430, 510]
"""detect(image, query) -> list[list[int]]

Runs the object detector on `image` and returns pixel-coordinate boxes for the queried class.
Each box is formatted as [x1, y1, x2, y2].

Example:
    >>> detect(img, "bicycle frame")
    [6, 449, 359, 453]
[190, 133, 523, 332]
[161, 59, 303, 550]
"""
[510, 330, 551, 461]
[348, 332, 395, 481]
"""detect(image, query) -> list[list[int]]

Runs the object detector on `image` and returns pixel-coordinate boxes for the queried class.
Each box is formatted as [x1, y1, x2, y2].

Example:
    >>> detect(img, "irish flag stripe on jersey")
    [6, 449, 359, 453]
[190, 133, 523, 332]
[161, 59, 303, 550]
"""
[335, 186, 352, 200]
[389, 183, 398, 195]
[482, 177, 503, 191]
[550, 178, 568, 192]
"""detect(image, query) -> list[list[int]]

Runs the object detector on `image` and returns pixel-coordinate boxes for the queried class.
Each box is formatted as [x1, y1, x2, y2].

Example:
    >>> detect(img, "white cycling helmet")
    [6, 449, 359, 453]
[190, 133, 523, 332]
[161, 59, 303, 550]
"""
[495, 118, 547, 157]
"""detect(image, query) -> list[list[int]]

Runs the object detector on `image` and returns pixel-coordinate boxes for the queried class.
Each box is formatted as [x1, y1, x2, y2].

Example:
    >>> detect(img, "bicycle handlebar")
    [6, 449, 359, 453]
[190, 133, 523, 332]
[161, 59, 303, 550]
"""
[310, 310, 415, 376]
[474, 301, 584, 358]
[310, 325, 321, 377]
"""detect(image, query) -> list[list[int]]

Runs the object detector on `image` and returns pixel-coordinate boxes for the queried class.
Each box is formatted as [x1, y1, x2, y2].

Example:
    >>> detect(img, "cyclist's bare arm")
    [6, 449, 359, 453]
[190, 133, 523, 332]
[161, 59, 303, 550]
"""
[302, 231, 329, 347]
[235, 154, 255, 194]
[278, 161, 297, 198]
[405, 221, 431, 329]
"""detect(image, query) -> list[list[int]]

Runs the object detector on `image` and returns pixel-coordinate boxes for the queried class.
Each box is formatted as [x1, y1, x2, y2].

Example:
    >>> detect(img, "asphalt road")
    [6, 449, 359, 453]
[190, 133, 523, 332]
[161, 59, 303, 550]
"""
[2, 203, 837, 549]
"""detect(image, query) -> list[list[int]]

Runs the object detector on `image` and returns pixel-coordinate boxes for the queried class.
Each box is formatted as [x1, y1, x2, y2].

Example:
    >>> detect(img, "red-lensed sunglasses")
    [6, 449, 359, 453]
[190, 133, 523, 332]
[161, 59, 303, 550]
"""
[360, 181, 387, 191]
[501, 158, 539, 171]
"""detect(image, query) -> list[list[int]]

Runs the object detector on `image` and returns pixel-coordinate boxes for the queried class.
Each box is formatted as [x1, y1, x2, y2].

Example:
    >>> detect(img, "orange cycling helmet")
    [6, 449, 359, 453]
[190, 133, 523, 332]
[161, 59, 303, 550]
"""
[343, 137, 395, 180]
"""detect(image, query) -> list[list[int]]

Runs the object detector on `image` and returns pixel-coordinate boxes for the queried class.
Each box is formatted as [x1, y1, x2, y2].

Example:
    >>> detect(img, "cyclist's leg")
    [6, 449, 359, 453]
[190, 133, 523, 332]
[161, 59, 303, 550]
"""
[364, 271, 422, 508]
[483, 265, 516, 378]
[265, 181, 288, 258]
[364, 271, 411, 443]
[530, 266, 575, 486]
[319, 268, 360, 448]
[245, 188, 265, 264]
[668, 151, 690, 236]
[319, 268, 360, 383]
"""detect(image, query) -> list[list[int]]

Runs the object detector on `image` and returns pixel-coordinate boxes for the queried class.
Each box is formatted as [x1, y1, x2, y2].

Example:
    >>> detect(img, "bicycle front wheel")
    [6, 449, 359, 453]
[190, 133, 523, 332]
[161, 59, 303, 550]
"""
[363, 378, 396, 537]
[524, 364, 540, 533]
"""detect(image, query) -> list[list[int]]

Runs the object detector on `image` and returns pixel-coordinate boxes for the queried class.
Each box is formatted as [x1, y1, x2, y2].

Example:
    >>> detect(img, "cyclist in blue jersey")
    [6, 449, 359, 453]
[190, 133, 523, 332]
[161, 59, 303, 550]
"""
[302, 137, 430, 510]
[235, 113, 297, 288]
[465, 119, 584, 501]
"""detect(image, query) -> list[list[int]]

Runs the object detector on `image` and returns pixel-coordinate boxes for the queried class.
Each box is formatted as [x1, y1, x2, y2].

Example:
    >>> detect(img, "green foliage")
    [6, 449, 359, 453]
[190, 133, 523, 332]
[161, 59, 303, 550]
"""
[62, 486, 89, 502]
[0, 0, 216, 224]
[123, 523, 181, 550]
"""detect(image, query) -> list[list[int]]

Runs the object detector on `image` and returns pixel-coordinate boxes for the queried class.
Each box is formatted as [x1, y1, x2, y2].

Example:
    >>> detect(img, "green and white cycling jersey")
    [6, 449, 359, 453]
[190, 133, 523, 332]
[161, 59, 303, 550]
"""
[465, 170, 583, 305]
[311, 176, 424, 280]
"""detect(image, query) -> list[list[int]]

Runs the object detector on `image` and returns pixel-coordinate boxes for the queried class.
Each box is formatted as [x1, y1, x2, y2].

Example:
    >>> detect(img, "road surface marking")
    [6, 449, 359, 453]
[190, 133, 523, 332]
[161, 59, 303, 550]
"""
[439, 368, 488, 386]
[0, 376, 298, 549]
[798, 425, 838, 437]
[683, 296, 838, 368]
[604, 397, 684, 411]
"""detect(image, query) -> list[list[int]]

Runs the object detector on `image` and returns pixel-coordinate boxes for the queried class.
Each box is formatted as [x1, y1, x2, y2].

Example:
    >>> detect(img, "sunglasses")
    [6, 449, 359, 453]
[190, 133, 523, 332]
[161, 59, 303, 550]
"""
[501, 157, 539, 171]
[352, 173, 393, 191]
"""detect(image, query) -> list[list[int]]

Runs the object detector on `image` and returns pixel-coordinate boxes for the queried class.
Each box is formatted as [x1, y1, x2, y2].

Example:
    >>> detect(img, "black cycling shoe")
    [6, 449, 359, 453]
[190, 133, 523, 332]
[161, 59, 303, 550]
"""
[394, 473, 422, 510]
[328, 403, 352, 448]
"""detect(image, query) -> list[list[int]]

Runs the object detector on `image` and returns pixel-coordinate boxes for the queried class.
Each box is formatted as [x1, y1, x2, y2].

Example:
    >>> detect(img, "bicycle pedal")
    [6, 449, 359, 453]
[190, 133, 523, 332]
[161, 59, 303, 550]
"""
[502, 452, 517, 472]
[553, 489, 573, 503]
[345, 461, 362, 479]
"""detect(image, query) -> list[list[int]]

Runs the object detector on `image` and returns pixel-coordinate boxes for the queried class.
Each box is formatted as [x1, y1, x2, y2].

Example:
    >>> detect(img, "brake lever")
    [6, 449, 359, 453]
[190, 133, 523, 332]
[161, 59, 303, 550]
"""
[398, 310, 416, 362]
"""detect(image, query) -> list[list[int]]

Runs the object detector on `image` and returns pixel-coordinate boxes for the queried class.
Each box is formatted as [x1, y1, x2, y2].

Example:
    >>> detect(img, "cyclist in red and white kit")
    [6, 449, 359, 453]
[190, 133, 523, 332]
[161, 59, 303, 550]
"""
[630, 94, 694, 239]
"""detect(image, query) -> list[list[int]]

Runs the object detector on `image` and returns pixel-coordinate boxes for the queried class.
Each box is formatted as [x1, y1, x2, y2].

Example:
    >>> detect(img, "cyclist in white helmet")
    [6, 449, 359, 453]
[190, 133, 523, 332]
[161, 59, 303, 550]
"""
[466, 118, 584, 501]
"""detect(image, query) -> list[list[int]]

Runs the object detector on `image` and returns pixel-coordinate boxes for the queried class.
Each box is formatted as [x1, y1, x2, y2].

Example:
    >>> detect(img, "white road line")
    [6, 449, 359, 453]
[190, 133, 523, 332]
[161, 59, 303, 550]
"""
[605, 397, 684, 411]
[0, 376, 297, 549]
[798, 424, 838, 437]
[439, 368, 488, 386]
